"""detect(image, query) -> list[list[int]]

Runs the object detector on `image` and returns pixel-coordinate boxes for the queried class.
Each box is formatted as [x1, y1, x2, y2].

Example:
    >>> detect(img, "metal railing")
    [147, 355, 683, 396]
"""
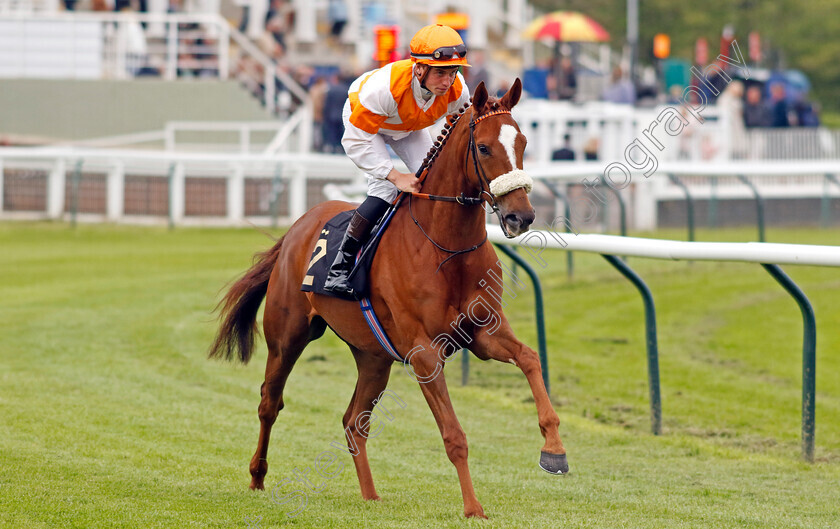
[488, 224, 840, 462]
[0, 12, 307, 114]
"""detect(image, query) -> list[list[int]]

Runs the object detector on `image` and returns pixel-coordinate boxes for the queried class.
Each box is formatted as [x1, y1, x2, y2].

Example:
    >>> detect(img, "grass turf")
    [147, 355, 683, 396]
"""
[1, 222, 839, 528]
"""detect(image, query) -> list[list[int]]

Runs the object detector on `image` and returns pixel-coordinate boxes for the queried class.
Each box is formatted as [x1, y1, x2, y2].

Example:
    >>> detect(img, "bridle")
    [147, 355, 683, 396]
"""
[407, 106, 524, 270]
[466, 109, 518, 238]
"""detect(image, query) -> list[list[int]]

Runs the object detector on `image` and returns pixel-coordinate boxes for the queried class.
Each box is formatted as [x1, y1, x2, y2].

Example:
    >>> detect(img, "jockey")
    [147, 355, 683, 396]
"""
[324, 24, 472, 296]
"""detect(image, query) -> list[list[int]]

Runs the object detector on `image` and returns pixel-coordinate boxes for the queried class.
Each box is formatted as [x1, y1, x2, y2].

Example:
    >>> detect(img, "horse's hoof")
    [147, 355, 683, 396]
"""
[539, 451, 569, 475]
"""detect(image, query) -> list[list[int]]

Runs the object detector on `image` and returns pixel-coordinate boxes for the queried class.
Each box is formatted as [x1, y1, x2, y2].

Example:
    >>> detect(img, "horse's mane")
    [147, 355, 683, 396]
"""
[418, 95, 505, 179]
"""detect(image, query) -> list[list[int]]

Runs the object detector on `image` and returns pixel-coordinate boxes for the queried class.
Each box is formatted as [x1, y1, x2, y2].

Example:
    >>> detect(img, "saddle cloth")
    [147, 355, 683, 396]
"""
[300, 209, 388, 300]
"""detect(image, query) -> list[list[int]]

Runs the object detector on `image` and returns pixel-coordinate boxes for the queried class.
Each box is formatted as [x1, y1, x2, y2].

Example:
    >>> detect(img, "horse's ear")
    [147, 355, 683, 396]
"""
[472, 81, 489, 114]
[500, 78, 522, 110]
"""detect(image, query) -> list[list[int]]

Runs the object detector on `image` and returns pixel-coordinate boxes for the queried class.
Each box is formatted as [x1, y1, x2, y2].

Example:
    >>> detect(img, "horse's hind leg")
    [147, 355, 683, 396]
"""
[249, 312, 326, 490]
[341, 349, 393, 501]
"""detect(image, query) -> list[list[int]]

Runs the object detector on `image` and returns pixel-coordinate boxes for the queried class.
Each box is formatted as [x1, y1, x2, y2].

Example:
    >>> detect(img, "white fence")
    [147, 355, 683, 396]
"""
[514, 99, 840, 164]
[0, 147, 358, 225]
[3, 145, 840, 230]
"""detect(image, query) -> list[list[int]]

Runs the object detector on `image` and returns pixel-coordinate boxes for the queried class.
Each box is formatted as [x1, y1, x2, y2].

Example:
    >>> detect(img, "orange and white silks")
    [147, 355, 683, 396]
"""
[341, 60, 471, 190]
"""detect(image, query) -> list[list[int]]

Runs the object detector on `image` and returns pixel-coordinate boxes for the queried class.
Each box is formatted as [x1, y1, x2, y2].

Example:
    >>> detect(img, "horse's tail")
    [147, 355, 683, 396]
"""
[208, 236, 284, 364]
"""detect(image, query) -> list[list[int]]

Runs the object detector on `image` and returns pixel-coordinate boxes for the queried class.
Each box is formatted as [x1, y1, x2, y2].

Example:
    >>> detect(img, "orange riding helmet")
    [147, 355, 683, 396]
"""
[409, 24, 471, 67]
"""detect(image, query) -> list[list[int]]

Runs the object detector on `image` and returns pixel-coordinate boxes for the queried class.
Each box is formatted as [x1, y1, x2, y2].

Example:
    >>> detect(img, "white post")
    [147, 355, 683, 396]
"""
[228, 166, 245, 223]
[48, 159, 67, 219]
[265, 68, 276, 114]
[248, 0, 267, 40]
[166, 21, 178, 80]
[632, 174, 659, 231]
[293, 0, 316, 44]
[115, 21, 127, 80]
[288, 164, 306, 221]
[505, 0, 522, 49]
[219, 24, 230, 80]
[297, 102, 313, 153]
[148, 0, 168, 37]
[170, 162, 185, 224]
[107, 162, 124, 220]
[469, 2, 488, 50]
[343, 0, 361, 46]
[165, 123, 176, 151]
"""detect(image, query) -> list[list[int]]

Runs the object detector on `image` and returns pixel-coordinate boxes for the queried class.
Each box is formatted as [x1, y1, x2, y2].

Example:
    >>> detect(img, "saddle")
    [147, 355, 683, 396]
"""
[300, 206, 394, 301]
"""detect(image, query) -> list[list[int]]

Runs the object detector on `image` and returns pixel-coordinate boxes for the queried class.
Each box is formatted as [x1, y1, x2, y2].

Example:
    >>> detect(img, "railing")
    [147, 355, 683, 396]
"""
[0, 147, 359, 225]
[69, 119, 312, 154]
[513, 99, 840, 164]
[487, 225, 840, 461]
[4, 147, 840, 230]
[0, 12, 307, 114]
[526, 161, 840, 232]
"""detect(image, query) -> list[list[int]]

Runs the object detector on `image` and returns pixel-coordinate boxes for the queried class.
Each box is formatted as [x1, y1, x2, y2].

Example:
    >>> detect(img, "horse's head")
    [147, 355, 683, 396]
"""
[468, 79, 535, 238]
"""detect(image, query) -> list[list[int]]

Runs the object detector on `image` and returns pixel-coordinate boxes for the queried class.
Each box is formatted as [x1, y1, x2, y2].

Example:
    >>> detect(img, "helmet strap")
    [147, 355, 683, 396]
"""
[417, 64, 431, 93]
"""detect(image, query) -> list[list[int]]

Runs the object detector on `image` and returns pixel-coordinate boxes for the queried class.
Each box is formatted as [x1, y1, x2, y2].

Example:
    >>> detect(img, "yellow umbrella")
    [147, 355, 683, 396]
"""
[523, 11, 610, 42]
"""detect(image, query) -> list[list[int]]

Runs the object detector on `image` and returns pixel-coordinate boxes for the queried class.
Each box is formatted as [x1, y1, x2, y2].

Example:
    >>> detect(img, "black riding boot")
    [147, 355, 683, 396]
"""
[323, 210, 372, 296]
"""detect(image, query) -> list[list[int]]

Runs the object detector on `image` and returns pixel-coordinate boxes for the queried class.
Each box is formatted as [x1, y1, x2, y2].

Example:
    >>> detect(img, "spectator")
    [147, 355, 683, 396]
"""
[551, 134, 575, 161]
[328, 0, 348, 39]
[601, 66, 635, 104]
[554, 57, 577, 100]
[696, 58, 731, 104]
[322, 72, 351, 153]
[265, 0, 294, 49]
[583, 137, 599, 160]
[743, 85, 770, 128]
[466, 50, 490, 93]
[310, 76, 329, 151]
[793, 95, 820, 127]
[768, 82, 791, 128]
[717, 80, 746, 159]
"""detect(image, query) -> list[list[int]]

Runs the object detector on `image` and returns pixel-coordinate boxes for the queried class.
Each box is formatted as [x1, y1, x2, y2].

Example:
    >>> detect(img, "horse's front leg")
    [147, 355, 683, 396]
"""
[408, 347, 486, 518]
[472, 324, 569, 474]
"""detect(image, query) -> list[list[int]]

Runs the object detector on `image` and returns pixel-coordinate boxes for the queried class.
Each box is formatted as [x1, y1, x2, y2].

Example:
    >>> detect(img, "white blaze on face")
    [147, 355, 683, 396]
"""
[498, 124, 519, 171]
[489, 123, 533, 197]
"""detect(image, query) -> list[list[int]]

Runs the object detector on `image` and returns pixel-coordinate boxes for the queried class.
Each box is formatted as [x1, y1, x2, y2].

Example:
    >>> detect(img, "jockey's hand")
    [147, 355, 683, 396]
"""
[387, 169, 422, 193]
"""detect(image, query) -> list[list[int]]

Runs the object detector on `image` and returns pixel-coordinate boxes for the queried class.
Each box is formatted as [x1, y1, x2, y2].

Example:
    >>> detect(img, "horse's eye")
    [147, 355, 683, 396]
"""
[478, 144, 490, 155]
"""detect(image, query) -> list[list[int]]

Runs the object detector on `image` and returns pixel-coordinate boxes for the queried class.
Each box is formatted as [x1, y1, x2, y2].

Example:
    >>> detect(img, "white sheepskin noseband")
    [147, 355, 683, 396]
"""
[489, 169, 533, 196]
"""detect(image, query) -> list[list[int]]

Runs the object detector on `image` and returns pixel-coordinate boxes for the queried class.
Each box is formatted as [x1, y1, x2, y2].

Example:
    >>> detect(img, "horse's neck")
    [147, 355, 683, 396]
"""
[406, 129, 486, 248]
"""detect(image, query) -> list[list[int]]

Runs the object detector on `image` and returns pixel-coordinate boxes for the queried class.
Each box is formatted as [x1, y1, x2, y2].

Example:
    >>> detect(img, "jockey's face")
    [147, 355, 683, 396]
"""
[419, 65, 459, 96]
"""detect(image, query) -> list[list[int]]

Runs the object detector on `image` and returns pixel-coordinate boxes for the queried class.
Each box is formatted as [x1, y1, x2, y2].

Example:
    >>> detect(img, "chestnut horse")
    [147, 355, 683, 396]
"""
[209, 80, 567, 518]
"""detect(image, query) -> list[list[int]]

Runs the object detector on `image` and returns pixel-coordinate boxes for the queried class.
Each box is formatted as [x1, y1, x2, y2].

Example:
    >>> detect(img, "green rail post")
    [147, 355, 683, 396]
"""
[494, 243, 550, 395]
[539, 178, 573, 279]
[667, 174, 695, 242]
[736, 174, 766, 242]
[602, 254, 662, 435]
[761, 264, 816, 462]
[461, 347, 469, 386]
[70, 159, 83, 228]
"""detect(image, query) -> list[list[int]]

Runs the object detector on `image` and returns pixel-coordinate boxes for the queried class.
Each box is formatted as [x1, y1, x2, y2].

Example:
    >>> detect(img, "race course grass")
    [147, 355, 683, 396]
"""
[2, 221, 839, 528]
